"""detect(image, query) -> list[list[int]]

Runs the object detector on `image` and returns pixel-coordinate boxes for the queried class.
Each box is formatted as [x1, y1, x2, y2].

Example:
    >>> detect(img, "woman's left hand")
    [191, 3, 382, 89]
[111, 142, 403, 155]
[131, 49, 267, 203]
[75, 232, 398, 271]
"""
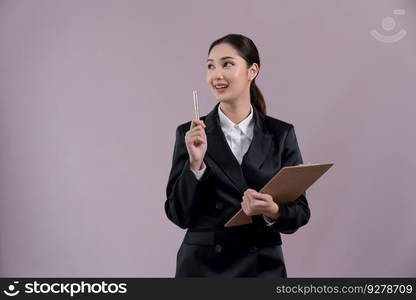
[241, 188, 280, 220]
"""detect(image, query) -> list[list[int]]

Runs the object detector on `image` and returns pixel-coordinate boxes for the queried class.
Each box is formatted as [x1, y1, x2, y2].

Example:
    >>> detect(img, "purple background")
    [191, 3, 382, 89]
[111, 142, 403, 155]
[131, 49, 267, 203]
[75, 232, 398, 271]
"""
[0, 0, 415, 277]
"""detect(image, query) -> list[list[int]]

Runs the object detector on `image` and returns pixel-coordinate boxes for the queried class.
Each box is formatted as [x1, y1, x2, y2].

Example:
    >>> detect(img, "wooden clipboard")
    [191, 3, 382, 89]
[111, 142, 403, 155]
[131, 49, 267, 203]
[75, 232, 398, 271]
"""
[224, 162, 334, 227]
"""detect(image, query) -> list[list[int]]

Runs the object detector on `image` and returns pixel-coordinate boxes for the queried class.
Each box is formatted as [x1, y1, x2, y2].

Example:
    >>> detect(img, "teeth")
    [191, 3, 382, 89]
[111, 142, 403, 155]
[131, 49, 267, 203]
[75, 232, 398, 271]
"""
[215, 85, 228, 88]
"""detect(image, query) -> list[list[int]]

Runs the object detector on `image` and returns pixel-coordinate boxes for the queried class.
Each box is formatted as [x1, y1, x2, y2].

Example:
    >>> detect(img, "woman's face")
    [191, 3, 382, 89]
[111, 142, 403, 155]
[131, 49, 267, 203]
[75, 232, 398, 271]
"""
[206, 43, 258, 103]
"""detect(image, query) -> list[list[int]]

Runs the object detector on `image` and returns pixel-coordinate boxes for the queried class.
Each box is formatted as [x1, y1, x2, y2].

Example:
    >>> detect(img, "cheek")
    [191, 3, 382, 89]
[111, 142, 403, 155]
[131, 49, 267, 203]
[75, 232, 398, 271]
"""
[229, 79, 246, 94]
[230, 71, 247, 88]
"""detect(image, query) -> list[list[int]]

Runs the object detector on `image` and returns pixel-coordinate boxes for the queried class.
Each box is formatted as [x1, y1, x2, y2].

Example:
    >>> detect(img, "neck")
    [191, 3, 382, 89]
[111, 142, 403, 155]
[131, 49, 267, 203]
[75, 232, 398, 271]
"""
[219, 93, 252, 124]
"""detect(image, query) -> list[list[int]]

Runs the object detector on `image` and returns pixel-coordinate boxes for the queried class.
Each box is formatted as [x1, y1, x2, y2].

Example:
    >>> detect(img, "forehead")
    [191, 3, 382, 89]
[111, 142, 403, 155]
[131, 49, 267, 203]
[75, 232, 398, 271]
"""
[207, 43, 240, 61]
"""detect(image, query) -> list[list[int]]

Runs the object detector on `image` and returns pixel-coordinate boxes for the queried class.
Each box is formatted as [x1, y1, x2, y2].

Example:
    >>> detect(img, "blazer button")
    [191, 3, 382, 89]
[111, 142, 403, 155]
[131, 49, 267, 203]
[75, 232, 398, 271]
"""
[215, 202, 224, 210]
[214, 244, 223, 253]
[249, 246, 258, 253]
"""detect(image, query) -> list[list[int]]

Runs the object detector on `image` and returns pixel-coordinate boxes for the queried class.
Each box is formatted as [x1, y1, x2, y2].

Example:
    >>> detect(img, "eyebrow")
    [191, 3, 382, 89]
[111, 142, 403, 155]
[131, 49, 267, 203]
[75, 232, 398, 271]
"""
[206, 56, 236, 62]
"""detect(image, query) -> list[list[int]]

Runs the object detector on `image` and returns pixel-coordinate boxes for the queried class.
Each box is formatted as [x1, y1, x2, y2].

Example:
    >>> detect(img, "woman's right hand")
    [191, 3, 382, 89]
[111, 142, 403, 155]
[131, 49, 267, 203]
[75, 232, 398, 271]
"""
[185, 119, 207, 171]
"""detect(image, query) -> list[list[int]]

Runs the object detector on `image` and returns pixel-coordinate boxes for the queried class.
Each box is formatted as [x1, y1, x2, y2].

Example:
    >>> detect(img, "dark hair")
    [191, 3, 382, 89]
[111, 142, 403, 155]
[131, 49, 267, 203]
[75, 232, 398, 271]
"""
[208, 33, 266, 115]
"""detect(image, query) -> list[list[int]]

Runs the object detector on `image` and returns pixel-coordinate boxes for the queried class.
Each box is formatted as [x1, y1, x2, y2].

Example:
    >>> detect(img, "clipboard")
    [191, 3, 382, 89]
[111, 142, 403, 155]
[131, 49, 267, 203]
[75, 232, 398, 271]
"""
[224, 162, 334, 227]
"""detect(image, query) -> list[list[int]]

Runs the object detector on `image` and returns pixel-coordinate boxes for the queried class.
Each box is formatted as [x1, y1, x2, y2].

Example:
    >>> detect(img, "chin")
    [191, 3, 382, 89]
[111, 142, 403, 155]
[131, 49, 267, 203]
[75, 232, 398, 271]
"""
[217, 98, 228, 103]
[216, 94, 233, 102]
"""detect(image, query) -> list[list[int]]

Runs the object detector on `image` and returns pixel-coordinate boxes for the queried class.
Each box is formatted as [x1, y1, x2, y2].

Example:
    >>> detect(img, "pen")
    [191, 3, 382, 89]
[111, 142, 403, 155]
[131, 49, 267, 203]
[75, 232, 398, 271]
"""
[193, 90, 200, 120]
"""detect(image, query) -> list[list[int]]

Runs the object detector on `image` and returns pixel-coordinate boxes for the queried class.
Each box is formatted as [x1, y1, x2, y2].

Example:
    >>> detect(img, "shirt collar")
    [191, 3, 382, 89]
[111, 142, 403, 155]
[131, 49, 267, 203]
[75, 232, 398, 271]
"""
[218, 104, 254, 136]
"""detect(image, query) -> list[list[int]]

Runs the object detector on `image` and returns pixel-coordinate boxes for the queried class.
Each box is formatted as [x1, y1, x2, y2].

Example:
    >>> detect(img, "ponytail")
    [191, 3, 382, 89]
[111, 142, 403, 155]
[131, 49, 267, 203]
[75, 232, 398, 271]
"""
[250, 80, 266, 115]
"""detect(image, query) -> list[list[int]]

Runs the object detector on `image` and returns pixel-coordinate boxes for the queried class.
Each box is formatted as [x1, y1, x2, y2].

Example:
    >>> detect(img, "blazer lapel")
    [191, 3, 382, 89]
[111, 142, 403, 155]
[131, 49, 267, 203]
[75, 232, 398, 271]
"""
[240, 106, 274, 192]
[241, 105, 273, 172]
[205, 103, 247, 193]
[204, 103, 273, 194]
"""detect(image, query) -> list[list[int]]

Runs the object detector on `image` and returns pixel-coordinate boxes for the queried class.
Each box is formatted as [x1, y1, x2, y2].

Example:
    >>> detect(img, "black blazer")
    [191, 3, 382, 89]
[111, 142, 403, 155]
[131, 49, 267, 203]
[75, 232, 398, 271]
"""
[164, 102, 310, 277]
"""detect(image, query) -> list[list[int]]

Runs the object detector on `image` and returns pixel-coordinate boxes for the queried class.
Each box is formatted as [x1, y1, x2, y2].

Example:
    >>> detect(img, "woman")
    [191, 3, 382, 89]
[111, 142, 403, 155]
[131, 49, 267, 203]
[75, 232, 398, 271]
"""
[164, 33, 310, 277]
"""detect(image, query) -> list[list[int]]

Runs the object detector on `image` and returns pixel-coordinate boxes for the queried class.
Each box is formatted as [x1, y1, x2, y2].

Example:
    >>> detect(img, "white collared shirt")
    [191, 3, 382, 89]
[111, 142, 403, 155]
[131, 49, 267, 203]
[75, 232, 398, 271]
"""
[217, 103, 254, 165]
[190, 104, 275, 226]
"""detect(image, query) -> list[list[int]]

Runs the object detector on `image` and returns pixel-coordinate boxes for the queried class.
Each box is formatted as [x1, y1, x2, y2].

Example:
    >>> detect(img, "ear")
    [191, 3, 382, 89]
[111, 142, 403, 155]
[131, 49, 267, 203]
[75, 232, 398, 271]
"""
[248, 63, 259, 81]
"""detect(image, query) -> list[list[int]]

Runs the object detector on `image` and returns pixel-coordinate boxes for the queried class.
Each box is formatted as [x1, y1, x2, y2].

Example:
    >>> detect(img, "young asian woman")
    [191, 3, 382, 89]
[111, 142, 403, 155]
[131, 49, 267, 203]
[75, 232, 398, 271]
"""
[164, 34, 310, 278]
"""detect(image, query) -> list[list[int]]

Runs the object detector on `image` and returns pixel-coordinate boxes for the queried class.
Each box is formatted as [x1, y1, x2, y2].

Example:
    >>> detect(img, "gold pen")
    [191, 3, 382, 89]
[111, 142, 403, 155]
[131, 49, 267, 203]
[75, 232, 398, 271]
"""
[193, 90, 200, 120]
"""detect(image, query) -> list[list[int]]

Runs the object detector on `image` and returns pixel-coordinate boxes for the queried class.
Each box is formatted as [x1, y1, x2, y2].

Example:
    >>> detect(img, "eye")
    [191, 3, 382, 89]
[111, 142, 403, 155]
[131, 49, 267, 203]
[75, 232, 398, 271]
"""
[207, 61, 233, 70]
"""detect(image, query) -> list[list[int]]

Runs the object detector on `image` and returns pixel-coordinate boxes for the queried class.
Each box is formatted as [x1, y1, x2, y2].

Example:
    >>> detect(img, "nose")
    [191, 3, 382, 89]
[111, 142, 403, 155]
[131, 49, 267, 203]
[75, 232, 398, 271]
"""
[212, 68, 224, 80]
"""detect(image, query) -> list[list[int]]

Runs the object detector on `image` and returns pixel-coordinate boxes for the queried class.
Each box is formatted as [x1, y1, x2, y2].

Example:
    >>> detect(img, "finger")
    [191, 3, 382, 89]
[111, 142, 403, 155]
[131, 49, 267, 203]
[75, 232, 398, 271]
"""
[243, 191, 250, 201]
[249, 201, 267, 214]
[187, 127, 204, 138]
[247, 194, 256, 207]
[190, 121, 201, 131]
[246, 189, 260, 200]
[245, 189, 252, 195]
[242, 195, 248, 207]
[191, 119, 206, 129]
[253, 192, 268, 201]
[242, 199, 250, 215]
[249, 190, 268, 201]
[189, 125, 206, 134]
[194, 126, 206, 136]
[246, 192, 254, 204]
[242, 194, 247, 204]
[188, 130, 203, 137]
[190, 136, 205, 145]
[187, 132, 205, 142]
[195, 119, 206, 128]
[186, 133, 201, 143]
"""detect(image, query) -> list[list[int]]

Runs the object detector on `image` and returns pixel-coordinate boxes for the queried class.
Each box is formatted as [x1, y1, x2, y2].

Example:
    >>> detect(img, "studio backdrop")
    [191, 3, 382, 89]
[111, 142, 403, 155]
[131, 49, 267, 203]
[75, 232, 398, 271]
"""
[0, 0, 415, 277]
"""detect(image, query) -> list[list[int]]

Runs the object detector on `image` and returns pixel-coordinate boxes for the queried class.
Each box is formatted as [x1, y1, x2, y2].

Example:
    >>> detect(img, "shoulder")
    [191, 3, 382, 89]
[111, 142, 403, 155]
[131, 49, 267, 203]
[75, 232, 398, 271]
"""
[175, 115, 208, 135]
[262, 114, 294, 135]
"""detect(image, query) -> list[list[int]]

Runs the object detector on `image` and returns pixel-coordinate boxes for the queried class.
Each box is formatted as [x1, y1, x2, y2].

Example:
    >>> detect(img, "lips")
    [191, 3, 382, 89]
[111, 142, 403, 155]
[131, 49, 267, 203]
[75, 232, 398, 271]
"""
[214, 83, 229, 91]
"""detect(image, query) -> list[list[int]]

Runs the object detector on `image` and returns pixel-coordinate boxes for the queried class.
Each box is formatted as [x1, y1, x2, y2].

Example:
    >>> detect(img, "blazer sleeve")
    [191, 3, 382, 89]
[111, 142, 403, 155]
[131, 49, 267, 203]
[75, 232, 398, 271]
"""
[252, 124, 311, 234]
[164, 125, 212, 229]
